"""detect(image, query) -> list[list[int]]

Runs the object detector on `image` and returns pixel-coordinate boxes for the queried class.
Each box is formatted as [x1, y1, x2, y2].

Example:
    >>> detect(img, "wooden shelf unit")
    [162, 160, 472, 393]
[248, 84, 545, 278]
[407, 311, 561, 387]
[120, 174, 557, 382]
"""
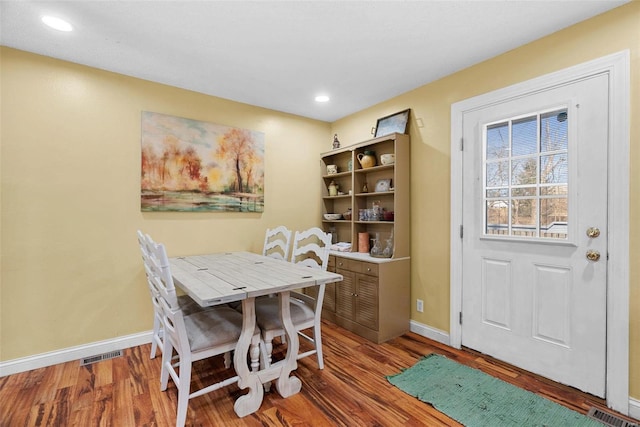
[318, 133, 411, 343]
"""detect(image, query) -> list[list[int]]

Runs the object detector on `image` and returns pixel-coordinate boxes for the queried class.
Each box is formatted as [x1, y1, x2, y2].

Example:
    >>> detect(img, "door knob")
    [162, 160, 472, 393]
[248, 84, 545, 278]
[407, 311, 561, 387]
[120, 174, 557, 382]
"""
[586, 227, 600, 238]
[586, 250, 601, 262]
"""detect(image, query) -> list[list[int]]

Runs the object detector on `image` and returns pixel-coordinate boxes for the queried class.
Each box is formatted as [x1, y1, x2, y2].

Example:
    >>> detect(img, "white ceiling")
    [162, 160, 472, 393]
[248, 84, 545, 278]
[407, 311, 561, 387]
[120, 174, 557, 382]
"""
[0, 1, 628, 122]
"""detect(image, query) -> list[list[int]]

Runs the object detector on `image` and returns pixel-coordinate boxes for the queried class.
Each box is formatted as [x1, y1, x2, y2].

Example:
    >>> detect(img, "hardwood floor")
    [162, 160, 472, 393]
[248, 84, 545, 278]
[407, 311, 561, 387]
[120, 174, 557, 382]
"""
[1, 321, 636, 426]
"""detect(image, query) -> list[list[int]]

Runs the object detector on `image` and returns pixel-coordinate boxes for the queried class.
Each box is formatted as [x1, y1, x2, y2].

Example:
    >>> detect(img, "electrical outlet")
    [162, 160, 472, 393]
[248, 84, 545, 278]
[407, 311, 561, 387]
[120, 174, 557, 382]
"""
[416, 299, 424, 313]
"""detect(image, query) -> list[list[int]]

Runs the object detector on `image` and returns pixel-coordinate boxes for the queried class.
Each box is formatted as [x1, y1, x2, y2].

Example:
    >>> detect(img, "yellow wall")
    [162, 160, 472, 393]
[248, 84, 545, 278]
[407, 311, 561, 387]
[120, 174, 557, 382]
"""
[331, 2, 640, 397]
[1, 1, 638, 401]
[0, 47, 331, 360]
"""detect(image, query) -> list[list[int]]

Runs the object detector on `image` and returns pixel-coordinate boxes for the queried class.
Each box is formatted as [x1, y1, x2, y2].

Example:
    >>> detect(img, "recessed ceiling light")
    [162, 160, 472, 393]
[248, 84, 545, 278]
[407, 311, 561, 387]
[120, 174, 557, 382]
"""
[315, 95, 330, 103]
[42, 16, 73, 32]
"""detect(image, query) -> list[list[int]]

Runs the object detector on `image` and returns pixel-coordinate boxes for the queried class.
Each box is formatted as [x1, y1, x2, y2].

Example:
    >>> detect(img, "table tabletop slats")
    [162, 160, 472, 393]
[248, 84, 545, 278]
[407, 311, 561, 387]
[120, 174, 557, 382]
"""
[169, 252, 342, 306]
[170, 257, 247, 306]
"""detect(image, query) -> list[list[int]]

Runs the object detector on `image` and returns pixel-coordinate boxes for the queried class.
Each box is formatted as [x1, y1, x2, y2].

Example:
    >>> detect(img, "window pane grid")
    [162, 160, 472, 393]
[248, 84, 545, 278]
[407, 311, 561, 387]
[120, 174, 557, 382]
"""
[484, 108, 568, 240]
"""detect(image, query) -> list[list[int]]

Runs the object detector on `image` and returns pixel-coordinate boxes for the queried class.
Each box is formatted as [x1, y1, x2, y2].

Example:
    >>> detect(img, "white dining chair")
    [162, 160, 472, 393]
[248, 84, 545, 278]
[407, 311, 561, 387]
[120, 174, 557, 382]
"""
[148, 238, 261, 427]
[137, 230, 204, 359]
[262, 225, 292, 261]
[254, 227, 332, 375]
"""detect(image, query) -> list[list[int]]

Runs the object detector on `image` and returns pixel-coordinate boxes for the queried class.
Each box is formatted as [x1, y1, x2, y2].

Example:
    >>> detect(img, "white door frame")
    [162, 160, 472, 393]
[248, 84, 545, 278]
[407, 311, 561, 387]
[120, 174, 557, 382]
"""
[450, 51, 630, 414]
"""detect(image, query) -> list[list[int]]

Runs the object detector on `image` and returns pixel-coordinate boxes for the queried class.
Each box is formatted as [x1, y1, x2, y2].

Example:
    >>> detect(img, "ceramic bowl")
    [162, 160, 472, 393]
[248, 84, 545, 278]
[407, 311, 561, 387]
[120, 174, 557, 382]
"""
[324, 213, 342, 220]
[380, 153, 395, 165]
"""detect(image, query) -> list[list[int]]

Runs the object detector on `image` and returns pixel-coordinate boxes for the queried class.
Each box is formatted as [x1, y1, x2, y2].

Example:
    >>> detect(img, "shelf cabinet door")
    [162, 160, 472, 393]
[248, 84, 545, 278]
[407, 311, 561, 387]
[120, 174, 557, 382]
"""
[354, 273, 379, 330]
[323, 282, 336, 313]
[335, 266, 379, 331]
[323, 256, 337, 312]
[306, 282, 336, 314]
[335, 268, 356, 319]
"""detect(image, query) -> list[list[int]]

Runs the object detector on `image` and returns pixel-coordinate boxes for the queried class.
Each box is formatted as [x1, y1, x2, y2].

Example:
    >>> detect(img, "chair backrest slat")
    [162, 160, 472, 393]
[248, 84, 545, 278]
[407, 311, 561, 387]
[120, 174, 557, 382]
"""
[150, 241, 179, 310]
[290, 227, 332, 271]
[138, 231, 180, 310]
[263, 225, 292, 261]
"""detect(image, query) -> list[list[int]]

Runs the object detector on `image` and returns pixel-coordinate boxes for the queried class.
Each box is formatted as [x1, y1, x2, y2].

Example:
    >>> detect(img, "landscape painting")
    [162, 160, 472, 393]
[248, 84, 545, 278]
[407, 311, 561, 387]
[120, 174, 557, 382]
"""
[141, 111, 264, 212]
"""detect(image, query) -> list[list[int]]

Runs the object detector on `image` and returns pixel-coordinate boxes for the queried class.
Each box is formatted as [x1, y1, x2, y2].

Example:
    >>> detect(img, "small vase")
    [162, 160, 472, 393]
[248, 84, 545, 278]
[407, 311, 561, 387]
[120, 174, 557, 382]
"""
[329, 226, 337, 244]
[358, 232, 370, 253]
[328, 180, 338, 196]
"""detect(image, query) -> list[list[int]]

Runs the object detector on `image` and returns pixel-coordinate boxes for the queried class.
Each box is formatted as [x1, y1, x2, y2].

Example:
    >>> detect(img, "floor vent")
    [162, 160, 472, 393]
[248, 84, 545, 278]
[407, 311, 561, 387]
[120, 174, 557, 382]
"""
[587, 407, 638, 427]
[80, 350, 123, 366]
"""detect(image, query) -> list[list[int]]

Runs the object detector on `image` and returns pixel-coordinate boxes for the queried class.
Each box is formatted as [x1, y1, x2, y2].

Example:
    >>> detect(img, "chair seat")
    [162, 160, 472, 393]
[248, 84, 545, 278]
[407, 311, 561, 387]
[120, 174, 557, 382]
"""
[185, 306, 259, 352]
[254, 296, 314, 331]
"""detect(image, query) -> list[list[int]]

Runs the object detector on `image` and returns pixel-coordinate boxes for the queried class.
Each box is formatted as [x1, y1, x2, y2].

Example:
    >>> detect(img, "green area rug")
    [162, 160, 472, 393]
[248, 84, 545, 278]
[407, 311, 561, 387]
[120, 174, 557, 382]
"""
[387, 353, 602, 427]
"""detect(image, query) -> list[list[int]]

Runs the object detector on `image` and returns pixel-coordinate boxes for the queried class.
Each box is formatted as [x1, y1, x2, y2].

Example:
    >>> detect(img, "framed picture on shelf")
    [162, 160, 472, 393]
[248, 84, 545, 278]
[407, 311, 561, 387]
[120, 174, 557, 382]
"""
[374, 109, 410, 137]
[375, 179, 392, 192]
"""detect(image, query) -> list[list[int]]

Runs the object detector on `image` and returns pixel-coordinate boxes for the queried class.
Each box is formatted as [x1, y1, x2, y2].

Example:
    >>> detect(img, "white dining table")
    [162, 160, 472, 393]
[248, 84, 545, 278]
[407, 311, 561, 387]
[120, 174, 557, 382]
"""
[168, 251, 343, 417]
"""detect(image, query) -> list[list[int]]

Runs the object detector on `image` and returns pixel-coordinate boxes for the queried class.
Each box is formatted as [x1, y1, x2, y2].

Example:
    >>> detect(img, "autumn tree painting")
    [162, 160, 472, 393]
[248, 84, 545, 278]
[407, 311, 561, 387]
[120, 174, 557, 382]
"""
[216, 128, 259, 194]
[141, 112, 264, 212]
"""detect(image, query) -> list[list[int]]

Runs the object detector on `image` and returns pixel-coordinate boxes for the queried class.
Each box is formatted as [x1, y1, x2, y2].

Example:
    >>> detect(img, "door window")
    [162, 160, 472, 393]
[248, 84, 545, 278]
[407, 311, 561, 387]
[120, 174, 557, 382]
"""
[484, 108, 568, 239]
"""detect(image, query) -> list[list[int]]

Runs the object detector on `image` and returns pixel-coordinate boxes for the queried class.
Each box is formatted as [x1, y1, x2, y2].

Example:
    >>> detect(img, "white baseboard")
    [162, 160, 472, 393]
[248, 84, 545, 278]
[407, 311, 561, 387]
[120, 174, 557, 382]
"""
[409, 320, 450, 346]
[0, 331, 153, 377]
[629, 397, 640, 421]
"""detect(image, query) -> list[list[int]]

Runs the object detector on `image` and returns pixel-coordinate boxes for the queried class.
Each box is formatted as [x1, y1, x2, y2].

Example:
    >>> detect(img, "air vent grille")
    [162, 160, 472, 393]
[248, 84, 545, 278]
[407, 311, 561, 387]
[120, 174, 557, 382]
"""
[587, 407, 638, 427]
[80, 350, 123, 366]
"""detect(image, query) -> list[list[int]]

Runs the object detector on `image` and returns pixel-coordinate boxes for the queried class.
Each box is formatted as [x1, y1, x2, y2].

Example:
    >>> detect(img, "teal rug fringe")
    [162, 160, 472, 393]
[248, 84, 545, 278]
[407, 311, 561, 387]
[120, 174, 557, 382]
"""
[387, 353, 602, 427]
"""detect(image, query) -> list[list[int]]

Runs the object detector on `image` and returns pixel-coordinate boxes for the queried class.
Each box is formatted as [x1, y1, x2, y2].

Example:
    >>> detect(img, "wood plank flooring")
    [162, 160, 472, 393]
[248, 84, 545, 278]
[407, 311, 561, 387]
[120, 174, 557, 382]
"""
[1, 321, 636, 426]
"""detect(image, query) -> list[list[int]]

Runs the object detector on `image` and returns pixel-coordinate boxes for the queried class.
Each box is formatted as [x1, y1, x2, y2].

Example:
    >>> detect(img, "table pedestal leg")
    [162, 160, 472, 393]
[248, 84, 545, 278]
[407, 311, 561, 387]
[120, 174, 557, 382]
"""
[275, 291, 302, 397]
[233, 297, 263, 417]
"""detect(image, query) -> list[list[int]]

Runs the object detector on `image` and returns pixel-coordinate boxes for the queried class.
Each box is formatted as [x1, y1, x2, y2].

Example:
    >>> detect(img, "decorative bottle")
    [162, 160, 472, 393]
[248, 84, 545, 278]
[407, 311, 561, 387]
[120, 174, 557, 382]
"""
[328, 180, 338, 196]
[370, 233, 382, 257]
[382, 228, 394, 258]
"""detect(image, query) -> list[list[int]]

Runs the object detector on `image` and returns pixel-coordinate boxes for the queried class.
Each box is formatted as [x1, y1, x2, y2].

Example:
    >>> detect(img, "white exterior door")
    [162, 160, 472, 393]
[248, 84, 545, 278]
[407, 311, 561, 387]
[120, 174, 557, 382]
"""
[461, 73, 608, 397]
